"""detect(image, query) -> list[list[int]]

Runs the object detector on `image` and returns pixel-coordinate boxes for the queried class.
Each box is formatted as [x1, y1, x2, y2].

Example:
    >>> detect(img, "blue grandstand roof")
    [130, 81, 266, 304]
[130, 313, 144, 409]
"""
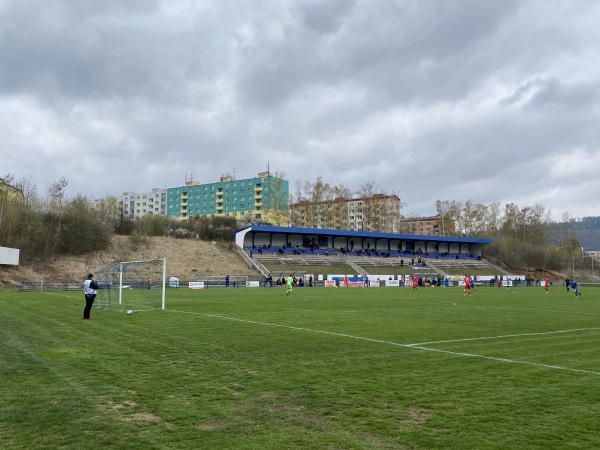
[236, 225, 492, 245]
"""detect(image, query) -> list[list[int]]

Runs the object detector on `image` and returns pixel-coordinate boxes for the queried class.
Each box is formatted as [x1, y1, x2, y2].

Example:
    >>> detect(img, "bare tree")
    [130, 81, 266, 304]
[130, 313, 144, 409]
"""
[331, 184, 352, 230]
[47, 177, 69, 255]
[263, 171, 289, 227]
[0, 177, 25, 246]
[289, 180, 305, 227]
[304, 177, 333, 229]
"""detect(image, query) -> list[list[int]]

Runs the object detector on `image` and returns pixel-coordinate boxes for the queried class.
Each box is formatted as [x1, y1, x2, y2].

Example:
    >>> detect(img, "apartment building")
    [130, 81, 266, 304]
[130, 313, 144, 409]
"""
[399, 215, 454, 236]
[166, 172, 289, 223]
[121, 188, 167, 219]
[290, 194, 402, 232]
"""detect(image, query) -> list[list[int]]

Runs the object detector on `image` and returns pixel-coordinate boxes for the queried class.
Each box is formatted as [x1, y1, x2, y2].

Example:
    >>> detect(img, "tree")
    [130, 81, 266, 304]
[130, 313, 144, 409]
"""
[0, 177, 25, 247]
[357, 181, 384, 232]
[331, 184, 352, 230]
[59, 195, 112, 255]
[95, 194, 121, 230]
[46, 177, 69, 256]
[289, 180, 304, 227]
[303, 177, 333, 228]
[263, 171, 289, 227]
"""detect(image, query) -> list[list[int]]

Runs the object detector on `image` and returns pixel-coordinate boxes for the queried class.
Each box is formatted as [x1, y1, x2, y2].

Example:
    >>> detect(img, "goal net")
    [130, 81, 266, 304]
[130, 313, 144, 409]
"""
[93, 258, 166, 311]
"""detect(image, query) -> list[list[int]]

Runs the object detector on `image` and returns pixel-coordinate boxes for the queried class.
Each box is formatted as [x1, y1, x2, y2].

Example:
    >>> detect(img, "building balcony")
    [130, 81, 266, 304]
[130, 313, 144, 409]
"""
[254, 201, 262, 207]
[254, 186, 262, 192]
[181, 201, 187, 206]
[254, 194, 262, 199]
[216, 205, 223, 211]
[180, 209, 187, 214]
[216, 198, 223, 203]
[181, 194, 188, 200]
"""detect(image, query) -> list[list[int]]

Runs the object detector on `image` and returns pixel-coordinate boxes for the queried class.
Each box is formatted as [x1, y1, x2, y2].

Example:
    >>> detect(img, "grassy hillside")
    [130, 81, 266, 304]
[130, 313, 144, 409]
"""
[0, 235, 257, 288]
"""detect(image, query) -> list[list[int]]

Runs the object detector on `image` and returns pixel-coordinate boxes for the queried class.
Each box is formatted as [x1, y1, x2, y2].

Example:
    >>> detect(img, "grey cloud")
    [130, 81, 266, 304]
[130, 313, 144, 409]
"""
[294, 0, 355, 35]
[1, 0, 599, 222]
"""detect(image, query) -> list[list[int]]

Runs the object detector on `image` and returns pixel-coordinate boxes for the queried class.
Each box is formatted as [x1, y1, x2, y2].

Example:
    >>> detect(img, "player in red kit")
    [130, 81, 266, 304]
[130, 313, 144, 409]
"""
[544, 277, 550, 294]
[463, 274, 471, 297]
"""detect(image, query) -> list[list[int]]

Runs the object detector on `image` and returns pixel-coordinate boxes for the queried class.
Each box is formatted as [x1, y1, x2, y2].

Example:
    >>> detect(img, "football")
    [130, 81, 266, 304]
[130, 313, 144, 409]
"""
[127, 310, 133, 315]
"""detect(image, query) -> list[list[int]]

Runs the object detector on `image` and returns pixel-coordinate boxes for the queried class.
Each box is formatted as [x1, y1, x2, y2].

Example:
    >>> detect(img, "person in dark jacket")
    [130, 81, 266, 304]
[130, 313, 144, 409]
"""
[83, 273, 99, 320]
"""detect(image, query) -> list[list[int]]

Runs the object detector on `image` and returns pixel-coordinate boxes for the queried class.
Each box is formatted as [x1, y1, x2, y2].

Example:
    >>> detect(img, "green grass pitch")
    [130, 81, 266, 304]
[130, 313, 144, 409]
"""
[1, 285, 599, 449]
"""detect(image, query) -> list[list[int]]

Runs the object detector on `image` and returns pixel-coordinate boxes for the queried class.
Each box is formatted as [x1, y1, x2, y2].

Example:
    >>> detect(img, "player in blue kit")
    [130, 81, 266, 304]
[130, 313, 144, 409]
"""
[571, 280, 582, 297]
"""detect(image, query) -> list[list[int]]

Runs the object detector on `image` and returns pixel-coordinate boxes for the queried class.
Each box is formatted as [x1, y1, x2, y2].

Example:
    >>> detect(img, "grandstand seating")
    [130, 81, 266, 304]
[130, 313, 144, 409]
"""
[246, 246, 480, 261]
[246, 245, 503, 277]
[426, 258, 494, 269]
[253, 253, 347, 267]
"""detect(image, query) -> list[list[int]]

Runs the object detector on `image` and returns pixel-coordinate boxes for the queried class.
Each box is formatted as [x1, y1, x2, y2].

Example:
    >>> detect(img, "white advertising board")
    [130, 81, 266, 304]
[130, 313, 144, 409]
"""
[0, 246, 19, 265]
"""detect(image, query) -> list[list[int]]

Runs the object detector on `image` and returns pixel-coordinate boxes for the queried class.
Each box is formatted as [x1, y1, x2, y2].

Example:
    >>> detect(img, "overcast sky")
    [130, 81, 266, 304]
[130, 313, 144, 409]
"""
[1, 0, 599, 221]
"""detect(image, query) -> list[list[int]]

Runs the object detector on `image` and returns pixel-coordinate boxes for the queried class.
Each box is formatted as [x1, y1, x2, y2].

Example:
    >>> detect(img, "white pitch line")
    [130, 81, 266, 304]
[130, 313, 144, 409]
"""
[408, 345, 600, 376]
[408, 327, 600, 346]
[168, 309, 600, 377]
[42, 291, 79, 299]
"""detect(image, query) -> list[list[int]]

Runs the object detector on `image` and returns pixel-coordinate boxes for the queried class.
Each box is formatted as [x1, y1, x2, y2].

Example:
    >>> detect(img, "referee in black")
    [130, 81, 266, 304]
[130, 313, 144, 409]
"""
[83, 273, 98, 320]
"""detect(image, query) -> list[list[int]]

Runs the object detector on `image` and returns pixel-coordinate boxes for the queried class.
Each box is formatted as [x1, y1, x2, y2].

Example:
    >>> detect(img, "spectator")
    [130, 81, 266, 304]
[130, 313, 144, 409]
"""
[83, 273, 98, 320]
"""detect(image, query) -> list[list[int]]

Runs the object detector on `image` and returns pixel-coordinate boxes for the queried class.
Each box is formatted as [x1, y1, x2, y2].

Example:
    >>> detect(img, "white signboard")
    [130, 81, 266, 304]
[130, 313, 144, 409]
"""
[0, 246, 19, 265]
[246, 281, 260, 287]
[189, 281, 205, 289]
[385, 280, 400, 287]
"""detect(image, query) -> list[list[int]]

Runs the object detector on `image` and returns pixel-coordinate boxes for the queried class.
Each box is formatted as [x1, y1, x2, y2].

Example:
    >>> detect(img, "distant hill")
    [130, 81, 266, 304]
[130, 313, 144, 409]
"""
[546, 216, 600, 250]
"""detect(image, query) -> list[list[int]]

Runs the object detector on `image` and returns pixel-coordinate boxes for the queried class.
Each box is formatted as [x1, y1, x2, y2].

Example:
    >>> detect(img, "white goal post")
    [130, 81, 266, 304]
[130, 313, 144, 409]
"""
[94, 258, 167, 311]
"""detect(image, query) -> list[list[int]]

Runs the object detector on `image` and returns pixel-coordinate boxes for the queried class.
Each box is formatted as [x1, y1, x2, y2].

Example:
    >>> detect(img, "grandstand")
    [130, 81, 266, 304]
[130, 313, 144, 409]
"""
[229, 225, 501, 282]
[249, 245, 506, 280]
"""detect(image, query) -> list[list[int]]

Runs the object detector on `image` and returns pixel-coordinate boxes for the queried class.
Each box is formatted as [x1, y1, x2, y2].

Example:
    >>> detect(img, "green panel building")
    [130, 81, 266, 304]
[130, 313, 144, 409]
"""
[167, 171, 289, 225]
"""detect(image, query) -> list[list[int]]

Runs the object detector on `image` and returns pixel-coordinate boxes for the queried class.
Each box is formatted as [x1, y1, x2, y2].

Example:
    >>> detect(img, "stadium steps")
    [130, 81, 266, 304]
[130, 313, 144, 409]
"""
[424, 257, 507, 275]
[423, 260, 449, 278]
[252, 254, 347, 267]
[347, 260, 368, 276]
[481, 259, 511, 276]
[240, 248, 270, 278]
[348, 256, 411, 268]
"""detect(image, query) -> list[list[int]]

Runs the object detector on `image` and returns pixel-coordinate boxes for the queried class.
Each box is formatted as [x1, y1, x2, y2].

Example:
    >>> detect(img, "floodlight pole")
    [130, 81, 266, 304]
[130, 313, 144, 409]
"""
[162, 258, 166, 310]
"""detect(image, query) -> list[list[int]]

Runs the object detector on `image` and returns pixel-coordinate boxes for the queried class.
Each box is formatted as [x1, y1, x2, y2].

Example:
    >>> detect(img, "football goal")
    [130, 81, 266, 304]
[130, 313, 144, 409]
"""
[93, 258, 166, 311]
